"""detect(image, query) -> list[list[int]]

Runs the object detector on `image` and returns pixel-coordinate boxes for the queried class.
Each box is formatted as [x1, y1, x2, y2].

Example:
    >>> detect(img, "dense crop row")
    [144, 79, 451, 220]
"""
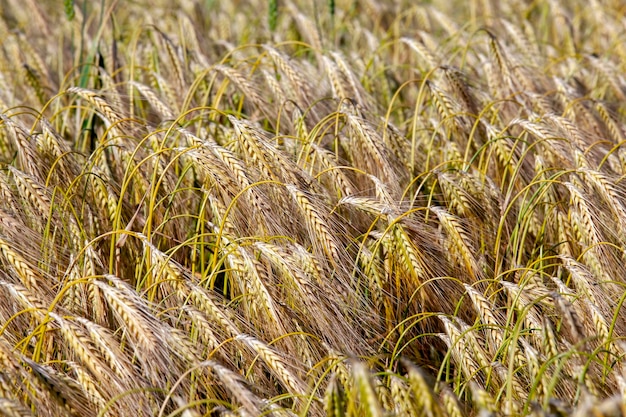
[1, 1, 626, 416]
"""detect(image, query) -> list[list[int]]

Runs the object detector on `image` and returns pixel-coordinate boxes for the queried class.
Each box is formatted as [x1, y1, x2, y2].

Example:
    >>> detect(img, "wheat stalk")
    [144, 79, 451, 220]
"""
[402, 359, 444, 417]
[235, 334, 307, 396]
[68, 87, 124, 128]
[0, 236, 41, 289]
[431, 206, 477, 279]
[0, 114, 44, 181]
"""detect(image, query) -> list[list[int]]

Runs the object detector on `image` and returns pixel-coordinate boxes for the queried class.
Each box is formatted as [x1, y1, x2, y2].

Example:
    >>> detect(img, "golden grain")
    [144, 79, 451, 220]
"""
[1, 1, 626, 415]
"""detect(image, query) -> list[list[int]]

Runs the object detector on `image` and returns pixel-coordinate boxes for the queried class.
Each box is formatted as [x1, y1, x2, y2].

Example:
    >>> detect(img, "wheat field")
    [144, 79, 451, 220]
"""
[1, 0, 626, 416]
